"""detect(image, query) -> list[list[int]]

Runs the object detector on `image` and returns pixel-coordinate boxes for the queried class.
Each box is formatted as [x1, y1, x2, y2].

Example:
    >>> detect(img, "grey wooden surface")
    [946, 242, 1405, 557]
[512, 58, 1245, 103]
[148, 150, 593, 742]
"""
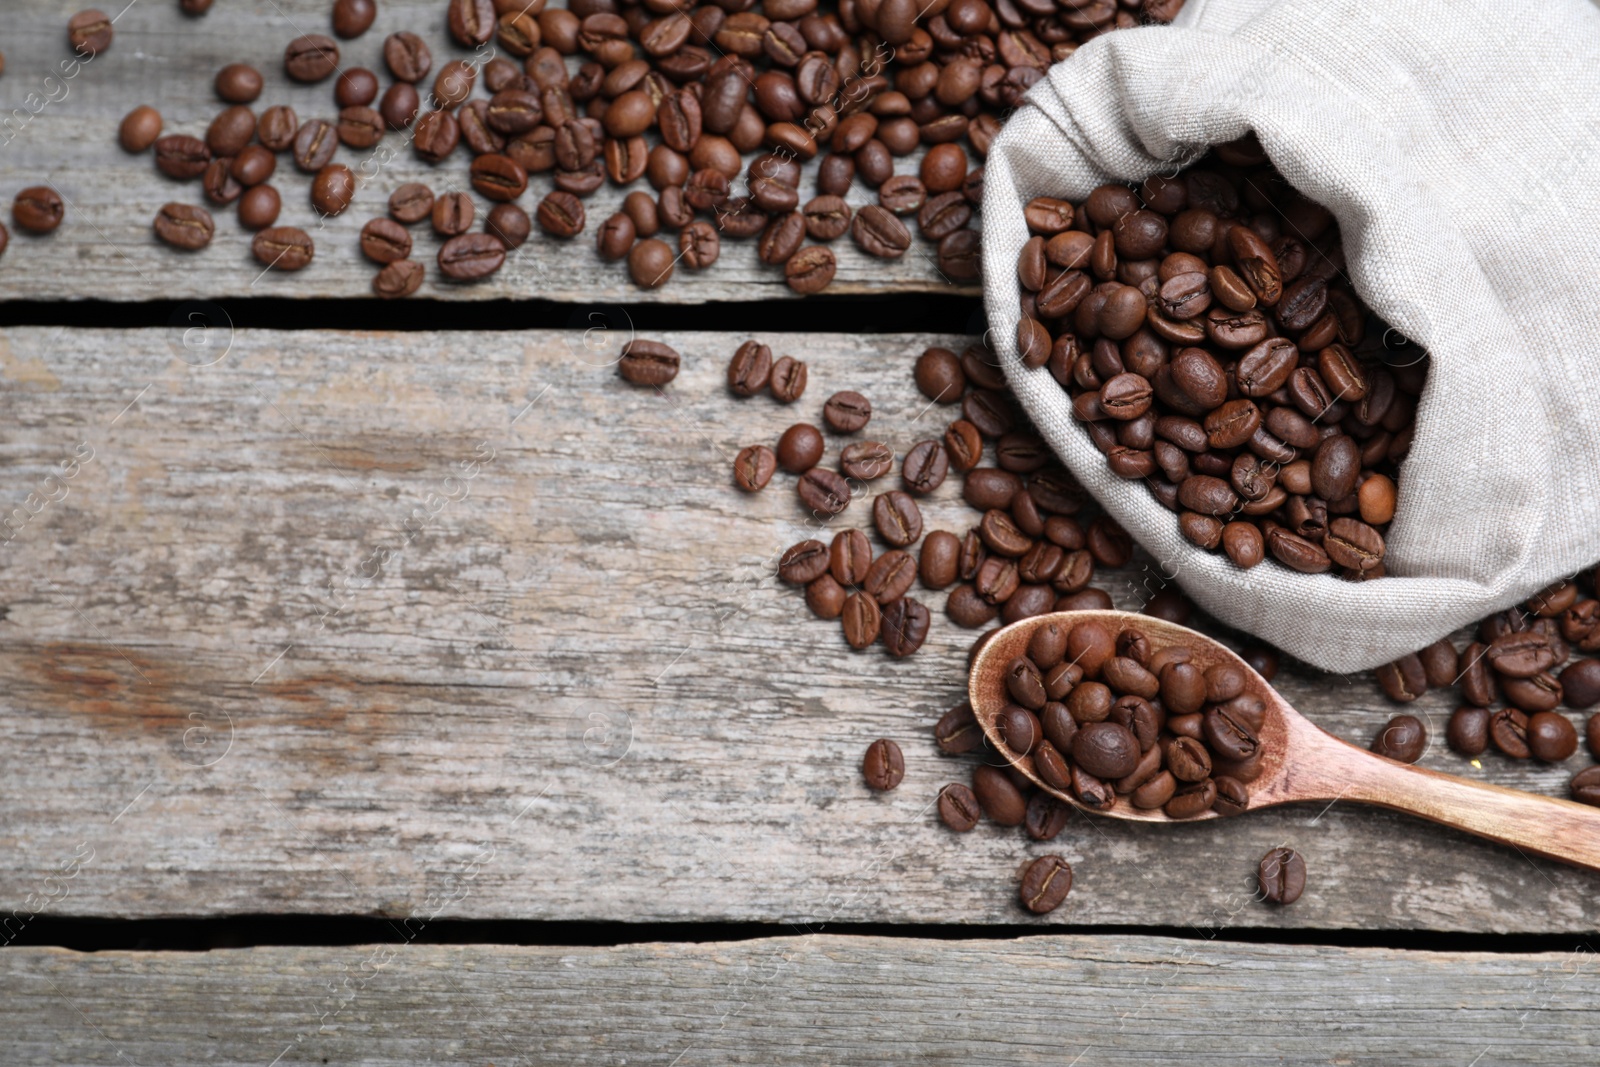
[0, 0, 975, 303]
[1, 326, 1596, 932]
[6, 935, 1600, 1065]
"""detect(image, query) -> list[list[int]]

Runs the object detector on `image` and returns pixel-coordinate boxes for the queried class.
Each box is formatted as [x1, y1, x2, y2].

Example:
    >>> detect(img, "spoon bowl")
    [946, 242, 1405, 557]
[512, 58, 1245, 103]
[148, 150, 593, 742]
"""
[970, 611, 1600, 869]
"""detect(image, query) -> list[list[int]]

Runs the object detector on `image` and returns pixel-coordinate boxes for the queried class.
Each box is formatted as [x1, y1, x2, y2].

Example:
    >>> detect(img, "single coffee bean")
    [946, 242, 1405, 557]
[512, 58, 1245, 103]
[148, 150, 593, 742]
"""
[332, 0, 377, 38]
[776, 423, 824, 473]
[335, 68, 378, 109]
[230, 145, 275, 186]
[154, 134, 211, 180]
[1258, 847, 1306, 904]
[1072, 721, 1140, 779]
[1526, 711, 1578, 761]
[823, 391, 872, 434]
[251, 226, 313, 271]
[1416, 638, 1459, 689]
[292, 119, 337, 172]
[1164, 778, 1215, 818]
[727, 341, 772, 396]
[1212, 775, 1250, 816]
[1371, 714, 1427, 763]
[798, 467, 851, 516]
[1559, 659, 1600, 709]
[872, 491, 923, 548]
[882, 597, 931, 657]
[388, 183, 434, 225]
[841, 590, 882, 649]
[67, 10, 114, 56]
[310, 163, 356, 216]
[778, 540, 831, 586]
[486, 203, 532, 250]
[1487, 631, 1559, 678]
[820, 534, 867, 594]
[862, 738, 905, 790]
[972, 764, 1027, 826]
[237, 184, 281, 230]
[119, 106, 163, 152]
[733, 445, 777, 492]
[201, 159, 242, 205]
[1019, 855, 1073, 914]
[785, 245, 837, 294]
[835, 440, 891, 481]
[935, 702, 983, 756]
[938, 783, 981, 831]
[1375, 653, 1428, 702]
[628, 239, 675, 289]
[372, 258, 424, 299]
[1490, 707, 1532, 758]
[1025, 792, 1071, 842]
[1446, 706, 1491, 755]
[915, 347, 965, 404]
[285, 34, 340, 82]
[891, 437, 949, 495]
[537, 190, 586, 238]
[617, 339, 680, 386]
[1572, 766, 1600, 807]
[360, 217, 412, 264]
[769, 356, 808, 403]
[918, 530, 960, 590]
[429, 192, 473, 237]
[152, 202, 214, 250]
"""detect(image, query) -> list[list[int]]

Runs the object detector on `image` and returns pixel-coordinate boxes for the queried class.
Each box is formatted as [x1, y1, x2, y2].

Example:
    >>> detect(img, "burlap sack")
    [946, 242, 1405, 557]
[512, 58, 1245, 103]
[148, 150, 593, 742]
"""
[982, 0, 1600, 672]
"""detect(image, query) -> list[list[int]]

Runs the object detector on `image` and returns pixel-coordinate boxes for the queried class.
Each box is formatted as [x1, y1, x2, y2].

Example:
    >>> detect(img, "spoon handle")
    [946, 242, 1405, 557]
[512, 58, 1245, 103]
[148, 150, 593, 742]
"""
[1296, 723, 1600, 871]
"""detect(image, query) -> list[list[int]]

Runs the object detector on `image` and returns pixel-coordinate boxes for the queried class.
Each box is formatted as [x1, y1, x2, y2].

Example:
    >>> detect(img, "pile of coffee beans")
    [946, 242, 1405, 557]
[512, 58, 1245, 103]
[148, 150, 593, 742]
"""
[1371, 570, 1600, 806]
[1013, 144, 1429, 580]
[100, 0, 1192, 293]
[981, 615, 1269, 819]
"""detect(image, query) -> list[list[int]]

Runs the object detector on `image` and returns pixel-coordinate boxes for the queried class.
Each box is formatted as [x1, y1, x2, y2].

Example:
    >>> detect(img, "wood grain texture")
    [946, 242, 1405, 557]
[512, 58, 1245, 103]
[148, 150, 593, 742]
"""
[0, 0, 977, 303]
[6, 936, 1600, 1065]
[1, 326, 1598, 930]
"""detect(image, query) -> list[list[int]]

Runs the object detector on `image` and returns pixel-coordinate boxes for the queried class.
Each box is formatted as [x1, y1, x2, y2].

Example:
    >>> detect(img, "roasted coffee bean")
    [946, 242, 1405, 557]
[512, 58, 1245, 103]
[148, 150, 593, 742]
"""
[841, 440, 895, 481]
[882, 597, 931, 657]
[842, 591, 882, 649]
[1527, 711, 1578, 762]
[237, 184, 280, 230]
[784, 245, 837, 294]
[389, 183, 434, 225]
[120, 106, 164, 152]
[251, 226, 313, 271]
[332, 0, 377, 38]
[776, 423, 824, 474]
[372, 258, 424, 299]
[935, 703, 983, 756]
[215, 64, 263, 104]
[830, 529, 872, 587]
[865, 550, 917, 606]
[486, 203, 531, 250]
[898, 440, 948, 496]
[154, 135, 211, 180]
[727, 341, 772, 396]
[798, 467, 851, 515]
[1203, 706, 1259, 762]
[1572, 766, 1600, 807]
[335, 69, 378, 109]
[229, 145, 275, 187]
[1025, 792, 1071, 842]
[437, 233, 505, 280]
[1164, 778, 1216, 819]
[617, 339, 679, 386]
[972, 764, 1027, 826]
[1446, 706, 1491, 755]
[628, 238, 675, 289]
[852, 204, 912, 258]
[1487, 631, 1559, 678]
[1019, 855, 1073, 914]
[380, 83, 421, 129]
[537, 190, 586, 237]
[1490, 707, 1531, 759]
[822, 391, 872, 434]
[778, 539, 831, 586]
[733, 444, 777, 492]
[470, 154, 529, 202]
[292, 119, 337, 172]
[873, 491, 923, 548]
[1371, 714, 1426, 763]
[1258, 847, 1306, 904]
[310, 164, 355, 216]
[916, 347, 966, 404]
[430, 192, 474, 236]
[1212, 775, 1250, 816]
[285, 34, 339, 82]
[152, 202, 214, 250]
[1072, 721, 1140, 779]
[862, 738, 904, 790]
[769, 356, 807, 402]
[1560, 659, 1600, 709]
[918, 531, 960, 590]
[938, 782, 981, 830]
[201, 160, 241, 205]
[1503, 671, 1564, 713]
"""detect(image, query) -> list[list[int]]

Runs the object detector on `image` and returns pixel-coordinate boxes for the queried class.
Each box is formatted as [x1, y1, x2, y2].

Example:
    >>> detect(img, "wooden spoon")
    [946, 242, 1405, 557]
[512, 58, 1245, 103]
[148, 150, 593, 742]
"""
[969, 610, 1600, 872]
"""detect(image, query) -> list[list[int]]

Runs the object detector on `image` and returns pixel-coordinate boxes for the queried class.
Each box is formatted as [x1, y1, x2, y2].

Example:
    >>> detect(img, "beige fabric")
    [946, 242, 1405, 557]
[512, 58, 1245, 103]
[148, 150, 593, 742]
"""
[981, 0, 1600, 672]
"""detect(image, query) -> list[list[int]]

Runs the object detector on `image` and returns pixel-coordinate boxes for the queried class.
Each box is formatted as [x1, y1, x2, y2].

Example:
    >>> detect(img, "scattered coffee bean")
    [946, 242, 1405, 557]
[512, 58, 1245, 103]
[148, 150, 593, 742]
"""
[119, 106, 163, 152]
[13, 187, 64, 233]
[251, 226, 313, 271]
[617, 339, 679, 386]
[776, 423, 824, 474]
[938, 782, 981, 831]
[152, 202, 214, 250]
[1019, 855, 1072, 914]
[1371, 714, 1426, 763]
[1258, 847, 1306, 905]
[862, 739, 905, 791]
[733, 445, 777, 492]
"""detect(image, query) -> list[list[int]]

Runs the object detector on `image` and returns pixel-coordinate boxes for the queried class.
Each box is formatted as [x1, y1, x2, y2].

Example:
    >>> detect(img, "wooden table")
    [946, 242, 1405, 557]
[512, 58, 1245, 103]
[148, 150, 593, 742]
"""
[1, 3, 1596, 1064]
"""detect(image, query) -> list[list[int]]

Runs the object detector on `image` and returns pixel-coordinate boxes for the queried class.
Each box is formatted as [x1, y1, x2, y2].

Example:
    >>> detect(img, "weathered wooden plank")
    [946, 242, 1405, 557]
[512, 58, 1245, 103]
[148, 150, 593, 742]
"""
[4, 936, 1599, 1065]
[1, 326, 1597, 930]
[0, 1, 976, 303]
